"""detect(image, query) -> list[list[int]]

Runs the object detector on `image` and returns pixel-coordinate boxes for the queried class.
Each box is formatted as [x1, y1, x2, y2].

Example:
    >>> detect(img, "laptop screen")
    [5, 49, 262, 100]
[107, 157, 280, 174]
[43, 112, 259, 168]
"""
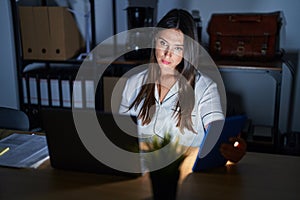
[41, 108, 141, 177]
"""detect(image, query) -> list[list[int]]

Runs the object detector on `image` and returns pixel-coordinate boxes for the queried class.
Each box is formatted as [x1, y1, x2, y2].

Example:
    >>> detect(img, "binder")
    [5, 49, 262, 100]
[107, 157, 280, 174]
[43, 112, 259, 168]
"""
[73, 80, 83, 108]
[18, 7, 39, 59]
[50, 79, 60, 107]
[61, 80, 71, 108]
[40, 79, 49, 106]
[85, 80, 95, 108]
[33, 7, 51, 60]
[29, 77, 38, 104]
[22, 77, 28, 104]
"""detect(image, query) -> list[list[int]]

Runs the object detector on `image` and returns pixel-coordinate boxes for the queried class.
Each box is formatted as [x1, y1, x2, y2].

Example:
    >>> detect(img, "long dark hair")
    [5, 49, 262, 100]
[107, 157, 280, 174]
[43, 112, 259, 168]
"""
[129, 9, 200, 133]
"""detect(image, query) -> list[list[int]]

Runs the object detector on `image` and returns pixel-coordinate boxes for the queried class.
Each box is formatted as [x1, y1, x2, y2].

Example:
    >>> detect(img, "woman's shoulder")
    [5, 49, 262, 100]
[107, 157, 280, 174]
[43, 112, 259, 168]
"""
[194, 72, 216, 89]
[126, 69, 148, 84]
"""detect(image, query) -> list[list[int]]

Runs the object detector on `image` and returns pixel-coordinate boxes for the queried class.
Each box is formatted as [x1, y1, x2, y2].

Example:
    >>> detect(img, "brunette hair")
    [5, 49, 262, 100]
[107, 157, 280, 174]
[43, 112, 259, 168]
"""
[129, 9, 200, 133]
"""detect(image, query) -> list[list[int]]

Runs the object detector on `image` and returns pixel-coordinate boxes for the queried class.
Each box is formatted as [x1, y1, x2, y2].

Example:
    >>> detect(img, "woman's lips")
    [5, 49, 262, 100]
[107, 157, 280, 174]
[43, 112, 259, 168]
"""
[161, 59, 171, 65]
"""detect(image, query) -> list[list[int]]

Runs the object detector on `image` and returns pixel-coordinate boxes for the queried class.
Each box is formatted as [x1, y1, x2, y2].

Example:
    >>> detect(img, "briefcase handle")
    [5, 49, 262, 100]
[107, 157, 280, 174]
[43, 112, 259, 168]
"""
[229, 15, 261, 23]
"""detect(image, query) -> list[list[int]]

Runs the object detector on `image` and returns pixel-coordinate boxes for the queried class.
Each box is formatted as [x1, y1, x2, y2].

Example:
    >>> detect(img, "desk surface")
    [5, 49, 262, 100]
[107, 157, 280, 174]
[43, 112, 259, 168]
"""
[0, 148, 299, 200]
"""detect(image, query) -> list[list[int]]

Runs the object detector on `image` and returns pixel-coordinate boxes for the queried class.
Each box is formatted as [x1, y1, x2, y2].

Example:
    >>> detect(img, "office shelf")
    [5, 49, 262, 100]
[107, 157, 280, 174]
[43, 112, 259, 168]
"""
[10, 0, 96, 129]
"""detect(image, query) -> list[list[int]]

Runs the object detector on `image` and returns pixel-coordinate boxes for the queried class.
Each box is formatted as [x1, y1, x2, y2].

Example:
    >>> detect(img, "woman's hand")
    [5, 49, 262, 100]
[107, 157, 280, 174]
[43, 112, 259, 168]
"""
[220, 136, 247, 163]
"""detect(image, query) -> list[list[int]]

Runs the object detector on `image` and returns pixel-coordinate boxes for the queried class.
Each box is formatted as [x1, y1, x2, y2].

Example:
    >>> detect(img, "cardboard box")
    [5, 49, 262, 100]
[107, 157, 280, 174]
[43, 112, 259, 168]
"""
[33, 7, 51, 60]
[18, 7, 39, 60]
[19, 6, 84, 60]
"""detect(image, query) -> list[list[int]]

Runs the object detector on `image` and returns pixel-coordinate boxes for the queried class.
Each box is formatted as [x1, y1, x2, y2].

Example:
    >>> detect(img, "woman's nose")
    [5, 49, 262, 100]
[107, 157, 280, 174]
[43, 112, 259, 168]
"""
[164, 48, 172, 57]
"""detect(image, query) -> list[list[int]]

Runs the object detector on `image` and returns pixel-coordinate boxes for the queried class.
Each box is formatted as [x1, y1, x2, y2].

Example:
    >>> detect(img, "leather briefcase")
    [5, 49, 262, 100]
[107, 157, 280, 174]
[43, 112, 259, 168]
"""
[207, 11, 282, 60]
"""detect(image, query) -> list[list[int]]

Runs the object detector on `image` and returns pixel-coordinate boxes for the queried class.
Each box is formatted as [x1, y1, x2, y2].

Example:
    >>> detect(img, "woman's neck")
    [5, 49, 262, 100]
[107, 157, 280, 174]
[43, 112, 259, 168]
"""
[157, 73, 178, 103]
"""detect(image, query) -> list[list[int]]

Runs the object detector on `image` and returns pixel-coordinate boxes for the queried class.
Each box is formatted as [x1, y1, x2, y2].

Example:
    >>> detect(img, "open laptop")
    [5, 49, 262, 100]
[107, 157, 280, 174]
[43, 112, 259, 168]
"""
[192, 115, 247, 172]
[41, 108, 141, 177]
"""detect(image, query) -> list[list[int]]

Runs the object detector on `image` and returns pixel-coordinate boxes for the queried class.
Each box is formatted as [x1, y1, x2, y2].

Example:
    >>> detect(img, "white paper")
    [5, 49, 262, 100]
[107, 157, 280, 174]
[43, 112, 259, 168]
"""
[0, 133, 49, 169]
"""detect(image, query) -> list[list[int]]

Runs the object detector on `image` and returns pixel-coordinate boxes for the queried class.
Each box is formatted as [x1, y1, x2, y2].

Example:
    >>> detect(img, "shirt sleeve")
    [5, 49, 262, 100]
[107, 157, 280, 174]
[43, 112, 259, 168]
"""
[118, 70, 146, 115]
[197, 76, 225, 127]
[119, 78, 131, 114]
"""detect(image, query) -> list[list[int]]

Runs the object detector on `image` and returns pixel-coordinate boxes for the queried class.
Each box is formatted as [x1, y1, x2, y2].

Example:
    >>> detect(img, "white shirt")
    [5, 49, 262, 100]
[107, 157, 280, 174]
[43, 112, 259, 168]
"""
[119, 69, 224, 147]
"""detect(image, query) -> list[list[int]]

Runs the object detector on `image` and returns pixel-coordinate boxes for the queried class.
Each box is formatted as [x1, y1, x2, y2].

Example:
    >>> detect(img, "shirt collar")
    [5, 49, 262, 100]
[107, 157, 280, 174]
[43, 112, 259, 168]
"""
[154, 81, 179, 104]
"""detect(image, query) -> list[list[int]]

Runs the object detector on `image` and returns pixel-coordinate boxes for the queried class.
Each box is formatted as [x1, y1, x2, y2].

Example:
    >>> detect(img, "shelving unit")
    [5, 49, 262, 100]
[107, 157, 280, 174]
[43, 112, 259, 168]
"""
[217, 59, 295, 154]
[10, 0, 96, 129]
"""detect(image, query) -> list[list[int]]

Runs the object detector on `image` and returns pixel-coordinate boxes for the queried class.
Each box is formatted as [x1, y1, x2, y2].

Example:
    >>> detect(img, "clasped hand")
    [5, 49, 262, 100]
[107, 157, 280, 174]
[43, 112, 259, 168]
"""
[220, 136, 247, 163]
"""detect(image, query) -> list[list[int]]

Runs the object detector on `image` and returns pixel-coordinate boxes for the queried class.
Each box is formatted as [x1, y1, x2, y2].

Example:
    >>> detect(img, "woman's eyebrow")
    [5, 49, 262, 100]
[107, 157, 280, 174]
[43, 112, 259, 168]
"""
[158, 37, 168, 43]
[158, 36, 184, 46]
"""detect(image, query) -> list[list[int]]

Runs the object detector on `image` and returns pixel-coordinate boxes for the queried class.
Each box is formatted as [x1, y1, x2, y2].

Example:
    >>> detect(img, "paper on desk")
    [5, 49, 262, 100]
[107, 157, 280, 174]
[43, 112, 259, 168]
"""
[0, 133, 49, 169]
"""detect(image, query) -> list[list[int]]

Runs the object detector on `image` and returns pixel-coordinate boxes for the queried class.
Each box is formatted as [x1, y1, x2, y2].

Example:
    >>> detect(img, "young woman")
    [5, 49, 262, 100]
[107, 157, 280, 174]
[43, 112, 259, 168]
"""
[119, 9, 246, 163]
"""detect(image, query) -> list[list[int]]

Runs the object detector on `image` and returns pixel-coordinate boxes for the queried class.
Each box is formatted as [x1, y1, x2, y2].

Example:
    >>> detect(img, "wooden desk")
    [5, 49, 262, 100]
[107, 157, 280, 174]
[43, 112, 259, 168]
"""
[1, 148, 299, 200]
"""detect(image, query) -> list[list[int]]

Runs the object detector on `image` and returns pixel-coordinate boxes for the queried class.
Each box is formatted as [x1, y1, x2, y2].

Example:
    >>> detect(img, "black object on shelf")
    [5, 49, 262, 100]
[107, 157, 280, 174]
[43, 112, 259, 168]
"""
[192, 9, 202, 44]
[124, 6, 154, 60]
